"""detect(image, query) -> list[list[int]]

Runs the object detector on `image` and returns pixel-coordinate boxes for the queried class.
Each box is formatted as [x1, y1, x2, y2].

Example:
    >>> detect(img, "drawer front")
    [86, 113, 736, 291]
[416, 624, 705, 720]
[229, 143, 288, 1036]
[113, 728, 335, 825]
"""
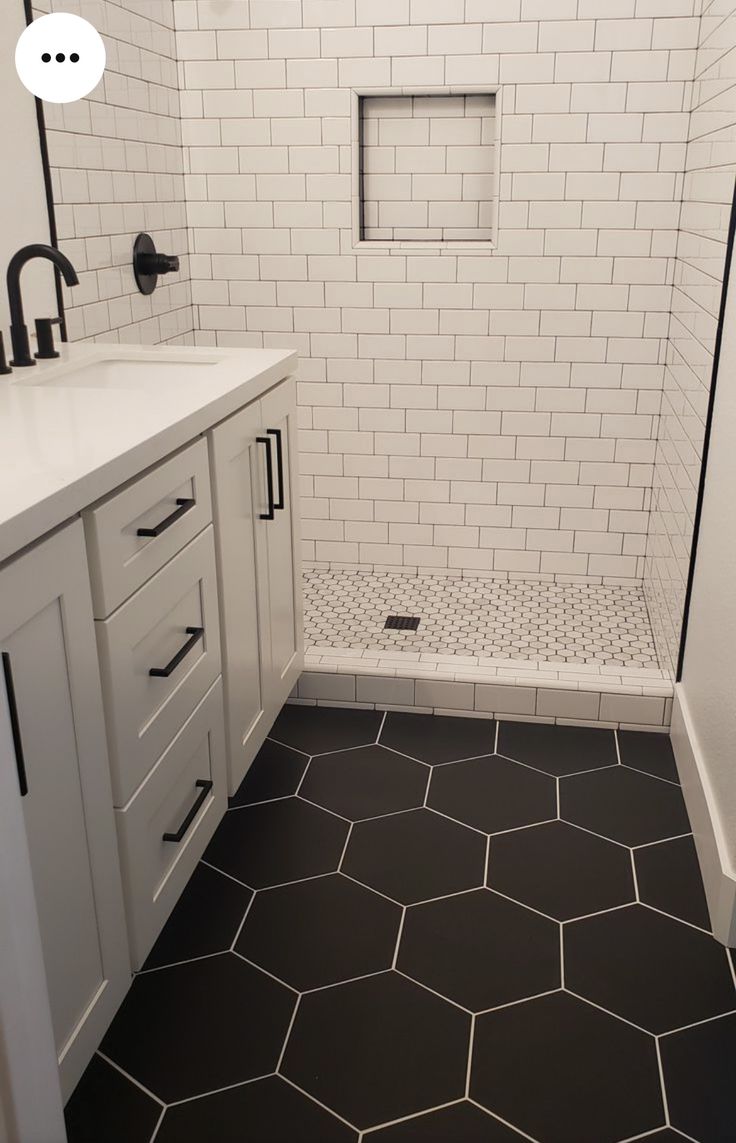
[116, 679, 227, 969]
[85, 438, 213, 618]
[97, 526, 222, 806]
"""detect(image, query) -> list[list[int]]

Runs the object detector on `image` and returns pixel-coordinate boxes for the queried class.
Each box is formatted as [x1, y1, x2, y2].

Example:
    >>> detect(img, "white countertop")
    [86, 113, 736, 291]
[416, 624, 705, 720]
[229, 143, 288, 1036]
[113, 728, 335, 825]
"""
[0, 343, 297, 564]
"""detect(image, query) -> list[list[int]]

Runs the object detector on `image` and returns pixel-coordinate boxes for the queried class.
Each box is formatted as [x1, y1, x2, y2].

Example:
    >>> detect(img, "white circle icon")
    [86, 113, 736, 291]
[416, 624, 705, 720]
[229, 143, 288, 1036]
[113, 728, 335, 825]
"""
[15, 13, 106, 104]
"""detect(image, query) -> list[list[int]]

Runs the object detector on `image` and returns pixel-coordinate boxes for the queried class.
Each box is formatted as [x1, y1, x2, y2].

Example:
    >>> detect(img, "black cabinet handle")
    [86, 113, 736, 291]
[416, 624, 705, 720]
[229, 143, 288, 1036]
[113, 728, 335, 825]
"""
[162, 779, 213, 843]
[137, 497, 195, 538]
[2, 652, 28, 797]
[149, 626, 204, 678]
[267, 428, 285, 511]
[257, 436, 275, 520]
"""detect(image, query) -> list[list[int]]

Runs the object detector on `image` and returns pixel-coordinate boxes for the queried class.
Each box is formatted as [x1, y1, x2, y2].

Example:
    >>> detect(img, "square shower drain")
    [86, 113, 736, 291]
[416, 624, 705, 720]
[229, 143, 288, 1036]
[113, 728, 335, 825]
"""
[384, 615, 421, 631]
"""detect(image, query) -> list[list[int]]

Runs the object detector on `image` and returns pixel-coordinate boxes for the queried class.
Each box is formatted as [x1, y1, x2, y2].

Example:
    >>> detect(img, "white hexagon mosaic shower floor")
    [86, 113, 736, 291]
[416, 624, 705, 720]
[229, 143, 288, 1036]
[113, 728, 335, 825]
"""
[304, 571, 660, 671]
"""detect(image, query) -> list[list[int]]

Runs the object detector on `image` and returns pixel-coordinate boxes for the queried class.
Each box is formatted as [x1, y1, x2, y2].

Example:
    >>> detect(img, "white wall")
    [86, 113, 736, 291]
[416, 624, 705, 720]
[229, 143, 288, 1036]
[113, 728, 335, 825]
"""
[0, 1, 55, 338]
[645, 0, 736, 677]
[175, 0, 700, 585]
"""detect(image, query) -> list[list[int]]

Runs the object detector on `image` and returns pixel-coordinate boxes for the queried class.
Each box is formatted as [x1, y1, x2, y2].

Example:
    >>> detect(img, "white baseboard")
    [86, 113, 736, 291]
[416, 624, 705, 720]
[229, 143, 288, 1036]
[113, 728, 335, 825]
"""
[671, 686, 736, 947]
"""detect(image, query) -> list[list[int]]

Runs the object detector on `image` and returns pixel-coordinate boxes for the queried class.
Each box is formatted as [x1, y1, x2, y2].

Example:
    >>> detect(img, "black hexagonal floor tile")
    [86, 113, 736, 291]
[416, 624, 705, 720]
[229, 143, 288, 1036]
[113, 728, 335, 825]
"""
[300, 745, 428, 821]
[427, 754, 556, 834]
[619, 729, 679, 783]
[635, 835, 711, 930]
[156, 1075, 357, 1143]
[342, 809, 486, 904]
[471, 992, 664, 1143]
[236, 873, 401, 991]
[230, 738, 309, 807]
[497, 720, 617, 776]
[143, 863, 252, 970]
[398, 888, 559, 1012]
[565, 905, 735, 1034]
[661, 1013, 736, 1143]
[368, 1100, 526, 1141]
[282, 972, 470, 1130]
[561, 766, 691, 846]
[488, 820, 635, 920]
[101, 954, 295, 1103]
[204, 797, 348, 888]
[271, 704, 383, 755]
[65, 1055, 161, 1143]
[379, 711, 495, 764]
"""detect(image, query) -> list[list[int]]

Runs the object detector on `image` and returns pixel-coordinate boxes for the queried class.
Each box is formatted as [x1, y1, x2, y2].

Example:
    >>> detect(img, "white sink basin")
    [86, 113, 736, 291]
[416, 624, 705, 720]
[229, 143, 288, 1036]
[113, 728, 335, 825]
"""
[22, 355, 223, 390]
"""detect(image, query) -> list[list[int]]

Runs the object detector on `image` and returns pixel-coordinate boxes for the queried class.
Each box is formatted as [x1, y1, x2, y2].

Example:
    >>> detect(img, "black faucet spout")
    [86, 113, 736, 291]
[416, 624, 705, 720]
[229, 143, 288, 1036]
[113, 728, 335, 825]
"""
[6, 244, 79, 368]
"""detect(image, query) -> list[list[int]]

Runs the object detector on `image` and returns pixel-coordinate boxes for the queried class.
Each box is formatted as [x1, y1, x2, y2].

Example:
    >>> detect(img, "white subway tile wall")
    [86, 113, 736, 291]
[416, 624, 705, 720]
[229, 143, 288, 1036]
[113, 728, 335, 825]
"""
[360, 93, 497, 242]
[644, 0, 736, 676]
[175, 0, 702, 594]
[33, 0, 194, 345]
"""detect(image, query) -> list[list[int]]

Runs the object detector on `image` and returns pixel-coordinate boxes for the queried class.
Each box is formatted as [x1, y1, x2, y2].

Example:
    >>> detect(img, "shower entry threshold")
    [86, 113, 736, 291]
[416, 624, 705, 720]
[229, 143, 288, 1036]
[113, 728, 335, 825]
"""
[296, 571, 673, 731]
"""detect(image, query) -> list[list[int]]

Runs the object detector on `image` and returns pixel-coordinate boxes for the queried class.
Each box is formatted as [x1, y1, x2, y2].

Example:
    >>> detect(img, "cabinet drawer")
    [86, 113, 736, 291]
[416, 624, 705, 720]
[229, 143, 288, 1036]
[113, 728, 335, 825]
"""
[116, 679, 227, 969]
[97, 526, 222, 806]
[85, 439, 213, 618]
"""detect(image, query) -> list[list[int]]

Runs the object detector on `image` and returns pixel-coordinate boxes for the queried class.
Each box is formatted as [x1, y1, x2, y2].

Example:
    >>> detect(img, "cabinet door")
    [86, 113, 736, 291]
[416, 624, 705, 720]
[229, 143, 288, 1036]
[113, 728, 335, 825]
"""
[209, 399, 272, 794]
[0, 521, 130, 1101]
[260, 377, 304, 726]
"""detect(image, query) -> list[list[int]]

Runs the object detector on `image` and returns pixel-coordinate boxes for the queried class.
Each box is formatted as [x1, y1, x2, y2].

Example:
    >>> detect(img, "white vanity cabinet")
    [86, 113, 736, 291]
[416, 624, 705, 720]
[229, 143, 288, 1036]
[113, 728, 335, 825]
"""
[210, 375, 304, 794]
[0, 521, 130, 1101]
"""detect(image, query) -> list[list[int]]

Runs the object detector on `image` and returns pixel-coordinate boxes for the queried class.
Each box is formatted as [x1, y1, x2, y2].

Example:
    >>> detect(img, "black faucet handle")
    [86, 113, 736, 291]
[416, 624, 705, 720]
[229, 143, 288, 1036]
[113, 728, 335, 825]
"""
[34, 317, 61, 360]
[0, 332, 12, 375]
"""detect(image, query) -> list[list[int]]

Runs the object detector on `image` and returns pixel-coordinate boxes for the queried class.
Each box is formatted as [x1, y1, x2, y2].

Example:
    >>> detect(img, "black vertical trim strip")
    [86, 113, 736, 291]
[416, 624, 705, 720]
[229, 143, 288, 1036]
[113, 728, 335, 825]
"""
[2, 653, 29, 797]
[675, 173, 736, 681]
[22, 0, 67, 341]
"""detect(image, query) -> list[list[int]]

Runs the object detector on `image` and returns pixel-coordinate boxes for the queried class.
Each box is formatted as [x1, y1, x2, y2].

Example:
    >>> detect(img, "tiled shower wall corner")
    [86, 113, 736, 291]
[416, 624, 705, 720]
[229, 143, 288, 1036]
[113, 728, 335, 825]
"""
[33, 0, 195, 345]
[176, 0, 701, 585]
[644, 0, 736, 677]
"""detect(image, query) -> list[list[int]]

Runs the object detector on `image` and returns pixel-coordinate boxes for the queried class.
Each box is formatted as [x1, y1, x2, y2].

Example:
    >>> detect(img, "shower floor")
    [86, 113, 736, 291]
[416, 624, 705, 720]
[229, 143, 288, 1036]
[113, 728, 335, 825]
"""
[299, 571, 673, 730]
[304, 571, 659, 670]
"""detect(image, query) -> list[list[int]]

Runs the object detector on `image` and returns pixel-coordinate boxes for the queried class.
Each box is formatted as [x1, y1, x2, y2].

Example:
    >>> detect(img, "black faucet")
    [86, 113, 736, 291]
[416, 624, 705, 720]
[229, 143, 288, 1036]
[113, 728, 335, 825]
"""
[6, 244, 79, 367]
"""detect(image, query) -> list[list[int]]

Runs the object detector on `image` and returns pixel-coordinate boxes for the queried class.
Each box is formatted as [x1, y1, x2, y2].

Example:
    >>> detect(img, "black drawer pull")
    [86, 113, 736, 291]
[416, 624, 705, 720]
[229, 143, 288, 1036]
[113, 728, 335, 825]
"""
[149, 626, 204, 678]
[137, 497, 195, 538]
[162, 779, 213, 843]
[267, 428, 285, 511]
[2, 652, 28, 797]
[257, 436, 275, 520]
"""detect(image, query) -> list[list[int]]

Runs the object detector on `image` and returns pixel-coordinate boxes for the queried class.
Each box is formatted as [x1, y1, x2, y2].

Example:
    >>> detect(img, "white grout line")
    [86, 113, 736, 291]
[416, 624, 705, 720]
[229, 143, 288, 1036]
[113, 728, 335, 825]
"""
[277, 1074, 360, 1134]
[229, 889, 257, 952]
[485, 885, 561, 926]
[560, 901, 635, 926]
[227, 793, 294, 813]
[638, 901, 715, 937]
[493, 719, 500, 753]
[423, 803, 493, 839]
[630, 848, 641, 903]
[148, 1105, 166, 1143]
[337, 821, 354, 871]
[164, 1071, 274, 1110]
[473, 988, 563, 1021]
[361, 1099, 464, 1137]
[392, 907, 406, 970]
[340, 871, 405, 908]
[614, 728, 623, 765]
[564, 990, 654, 1038]
[483, 833, 491, 885]
[231, 950, 299, 994]
[632, 833, 693, 850]
[294, 757, 314, 797]
[276, 997, 301, 1073]
[302, 967, 392, 997]
[466, 1099, 543, 1143]
[556, 819, 635, 851]
[656, 1006, 736, 1039]
[201, 861, 324, 895]
[297, 793, 354, 825]
[559, 925, 565, 989]
[135, 950, 226, 977]
[393, 967, 475, 1016]
[199, 860, 256, 891]
[655, 1037, 671, 1128]
[96, 1052, 166, 1108]
[621, 762, 682, 788]
[375, 708, 388, 743]
[464, 1014, 475, 1098]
